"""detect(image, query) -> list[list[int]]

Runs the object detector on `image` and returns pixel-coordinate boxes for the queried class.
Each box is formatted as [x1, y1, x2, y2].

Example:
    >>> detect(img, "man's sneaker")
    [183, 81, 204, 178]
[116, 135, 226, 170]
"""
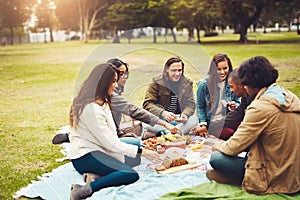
[206, 169, 242, 186]
[52, 133, 70, 144]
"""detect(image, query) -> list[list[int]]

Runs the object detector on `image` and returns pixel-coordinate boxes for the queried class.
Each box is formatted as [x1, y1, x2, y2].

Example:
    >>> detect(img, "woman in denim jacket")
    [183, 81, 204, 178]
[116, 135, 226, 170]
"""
[190, 53, 240, 137]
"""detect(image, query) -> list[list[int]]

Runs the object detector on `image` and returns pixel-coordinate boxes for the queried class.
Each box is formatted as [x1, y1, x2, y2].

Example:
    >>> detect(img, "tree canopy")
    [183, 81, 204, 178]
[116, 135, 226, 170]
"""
[0, 0, 299, 44]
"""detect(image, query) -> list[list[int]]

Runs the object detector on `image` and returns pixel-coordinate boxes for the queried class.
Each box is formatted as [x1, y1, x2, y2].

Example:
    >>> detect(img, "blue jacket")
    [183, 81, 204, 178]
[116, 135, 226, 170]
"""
[196, 77, 240, 125]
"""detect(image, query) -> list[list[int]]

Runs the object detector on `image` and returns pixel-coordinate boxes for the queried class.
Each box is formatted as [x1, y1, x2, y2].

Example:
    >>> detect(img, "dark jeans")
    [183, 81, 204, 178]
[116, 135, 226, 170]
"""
[71, 151, 140, 192]
[209, 151, 246, 180]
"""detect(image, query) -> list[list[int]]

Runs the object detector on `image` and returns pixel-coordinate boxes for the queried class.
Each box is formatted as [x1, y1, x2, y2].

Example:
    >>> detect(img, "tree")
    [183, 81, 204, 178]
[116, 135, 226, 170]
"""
[172, 0, 196, 42]
[104, 0, 150, 43]
[35, 0, 58, 42]
[0, 0, 37, 44]
[76, 0, 108, 43]
[55, 0, 79, 31]
[193, 0, 220, 43]
[145, 0, 177, 43]
[0, 0, 24, 44]
[219, 0, 265, 43]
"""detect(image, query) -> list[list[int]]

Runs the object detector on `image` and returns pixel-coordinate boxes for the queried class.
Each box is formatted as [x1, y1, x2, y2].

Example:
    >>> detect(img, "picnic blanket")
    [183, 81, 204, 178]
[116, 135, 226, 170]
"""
[15, 127, 298, 200]
[159, 181, 300, 200]
[14, 127, 215, 200]
[13, 159, 210, 200]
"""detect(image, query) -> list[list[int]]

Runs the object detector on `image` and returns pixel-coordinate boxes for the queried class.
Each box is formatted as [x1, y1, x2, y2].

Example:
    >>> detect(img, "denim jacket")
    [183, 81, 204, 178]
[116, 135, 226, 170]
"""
[196, 77, 240, 126]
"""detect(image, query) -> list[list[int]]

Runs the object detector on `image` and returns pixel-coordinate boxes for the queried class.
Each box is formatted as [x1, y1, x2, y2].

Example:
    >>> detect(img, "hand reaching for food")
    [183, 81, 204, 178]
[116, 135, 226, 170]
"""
[189, 125, 208, 137]
[164, 123, 182, 134]
[175, 114, 188, 123]
[162, 111, 177, 122]
[142, 148, 163, 164]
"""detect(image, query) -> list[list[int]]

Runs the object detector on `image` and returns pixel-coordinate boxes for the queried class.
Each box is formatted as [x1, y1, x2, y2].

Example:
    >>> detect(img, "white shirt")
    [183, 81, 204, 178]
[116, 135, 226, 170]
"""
[69, 102, 138, 163]
[211, 81, 225, 122]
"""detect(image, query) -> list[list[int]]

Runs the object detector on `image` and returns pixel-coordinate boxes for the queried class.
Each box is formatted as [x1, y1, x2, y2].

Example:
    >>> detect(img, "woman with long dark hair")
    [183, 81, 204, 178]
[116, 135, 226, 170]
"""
[69, 63, 161, 200]
[190, 53, 240, 137]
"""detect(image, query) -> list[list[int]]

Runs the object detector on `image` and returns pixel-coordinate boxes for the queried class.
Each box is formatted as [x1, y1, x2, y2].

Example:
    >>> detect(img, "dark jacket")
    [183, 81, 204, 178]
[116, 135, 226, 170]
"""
[196, 77, 240, 125]
[143, 75, 195, 118]
[224, 95, 253, 130]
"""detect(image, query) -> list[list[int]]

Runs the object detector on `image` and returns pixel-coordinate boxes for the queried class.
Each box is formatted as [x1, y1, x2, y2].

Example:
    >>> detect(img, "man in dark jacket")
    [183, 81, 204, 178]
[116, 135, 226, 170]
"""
[143, 56, 198, 135]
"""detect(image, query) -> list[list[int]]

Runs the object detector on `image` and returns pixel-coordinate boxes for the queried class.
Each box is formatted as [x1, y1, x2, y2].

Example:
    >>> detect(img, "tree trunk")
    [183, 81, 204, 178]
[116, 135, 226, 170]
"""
[44, 28, 47, 43]
[171, 28, 177, 43]
[76, 0, 84, 41]
[83, 12, 89, 43]
[164, 28, 168, 43]
[9, 26, 14, 45]
[297, 15, 300, 35]
[50, 27, 54, 42]
[196, 27, 201, 43]
[235, 0, 264, 43]
[153, 27, 157, 43]
[188, 28, 194, 42]
[112, 26, 120, 43]
[253, 23, 257, 33]
[239, 26, 248, 43]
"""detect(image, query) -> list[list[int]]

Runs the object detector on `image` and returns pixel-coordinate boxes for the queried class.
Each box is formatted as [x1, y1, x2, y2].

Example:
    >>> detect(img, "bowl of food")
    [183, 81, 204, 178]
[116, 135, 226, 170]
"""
[161, 133, 186, 149]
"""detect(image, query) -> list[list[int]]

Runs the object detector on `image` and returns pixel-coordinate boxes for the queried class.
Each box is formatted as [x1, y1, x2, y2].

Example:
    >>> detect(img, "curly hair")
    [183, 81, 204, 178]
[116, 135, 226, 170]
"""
[238, 56, 278, 89]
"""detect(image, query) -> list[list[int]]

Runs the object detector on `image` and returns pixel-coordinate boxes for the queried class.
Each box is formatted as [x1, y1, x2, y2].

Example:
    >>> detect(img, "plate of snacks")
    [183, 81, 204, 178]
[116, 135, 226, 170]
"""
[161, 133, 187, 149]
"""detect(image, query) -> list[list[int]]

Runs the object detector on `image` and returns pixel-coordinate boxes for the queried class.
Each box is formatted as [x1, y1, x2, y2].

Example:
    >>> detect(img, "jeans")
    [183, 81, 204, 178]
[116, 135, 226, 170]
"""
[209, 151, 247, 180]
[71, 151, 140, 193]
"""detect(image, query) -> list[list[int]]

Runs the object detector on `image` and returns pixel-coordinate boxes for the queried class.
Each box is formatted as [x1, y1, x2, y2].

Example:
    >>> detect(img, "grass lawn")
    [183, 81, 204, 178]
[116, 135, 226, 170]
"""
[0, 32, 300, 199]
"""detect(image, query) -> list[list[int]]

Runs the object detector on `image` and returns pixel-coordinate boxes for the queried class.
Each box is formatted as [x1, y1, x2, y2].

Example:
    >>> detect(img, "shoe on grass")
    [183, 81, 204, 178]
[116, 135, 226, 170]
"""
[52, 133, 70, 144]
[206, 169, 242, 186]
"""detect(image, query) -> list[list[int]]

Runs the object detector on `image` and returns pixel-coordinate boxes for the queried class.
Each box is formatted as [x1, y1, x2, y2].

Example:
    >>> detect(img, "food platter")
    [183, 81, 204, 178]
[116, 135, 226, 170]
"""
[156, 162, 203, 174]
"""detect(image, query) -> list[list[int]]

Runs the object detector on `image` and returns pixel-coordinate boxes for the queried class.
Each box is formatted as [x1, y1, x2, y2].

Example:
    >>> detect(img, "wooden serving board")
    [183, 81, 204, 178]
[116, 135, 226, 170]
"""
[157, 163, 203, 174]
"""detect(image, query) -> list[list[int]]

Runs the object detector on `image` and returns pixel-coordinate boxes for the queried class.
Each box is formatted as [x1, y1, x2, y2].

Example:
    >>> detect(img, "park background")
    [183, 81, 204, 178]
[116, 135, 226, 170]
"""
[1, 0, 300, 199]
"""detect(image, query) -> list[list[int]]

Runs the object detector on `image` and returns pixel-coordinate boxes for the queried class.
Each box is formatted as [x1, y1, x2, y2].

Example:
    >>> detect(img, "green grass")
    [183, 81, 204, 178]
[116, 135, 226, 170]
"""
[0, 32, 300, 199]
[122, 30, 300, 43]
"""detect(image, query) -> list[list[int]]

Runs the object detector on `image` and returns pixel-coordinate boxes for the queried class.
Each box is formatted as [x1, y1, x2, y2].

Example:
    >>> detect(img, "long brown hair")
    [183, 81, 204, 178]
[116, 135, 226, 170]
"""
[207, 53, 233, 108]
[162, 56, 185, 80]
[69, 63, 119, 129]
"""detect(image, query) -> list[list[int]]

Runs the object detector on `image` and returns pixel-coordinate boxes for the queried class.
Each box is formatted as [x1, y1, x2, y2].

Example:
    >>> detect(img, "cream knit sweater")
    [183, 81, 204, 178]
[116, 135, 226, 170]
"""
[69, 102, 138, 163]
